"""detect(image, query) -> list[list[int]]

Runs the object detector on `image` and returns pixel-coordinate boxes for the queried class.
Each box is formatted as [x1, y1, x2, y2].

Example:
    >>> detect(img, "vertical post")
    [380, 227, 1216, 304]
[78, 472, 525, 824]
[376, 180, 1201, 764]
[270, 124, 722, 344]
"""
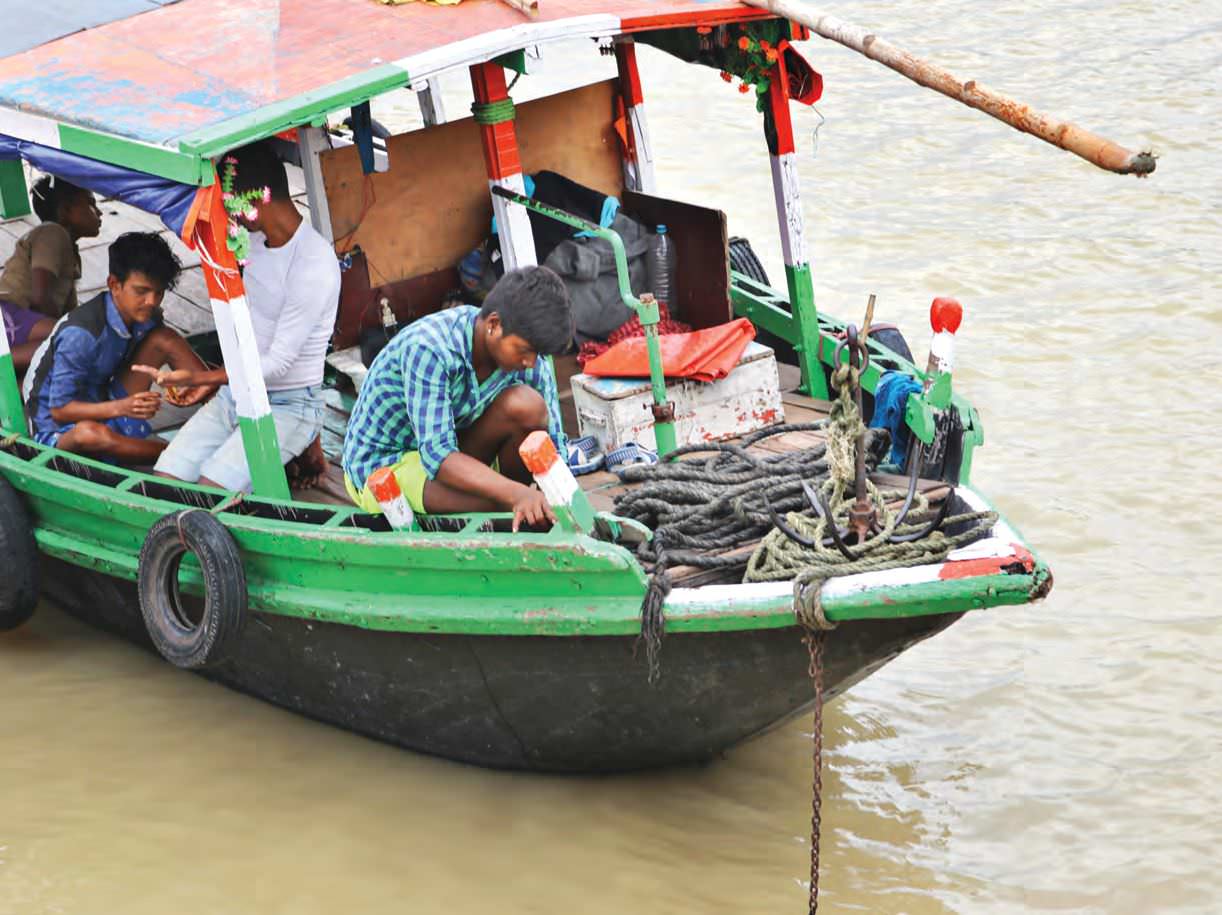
[296, 127, 335, 243]
[764, 55, 829, 399]
[0, 159, 31, 219]
[191, 184, 291, 500]
[417, 79, 447, 126]
[0, 306, 25, 433]
[469, 61, 537, 270]
[614, 41, 656, 194]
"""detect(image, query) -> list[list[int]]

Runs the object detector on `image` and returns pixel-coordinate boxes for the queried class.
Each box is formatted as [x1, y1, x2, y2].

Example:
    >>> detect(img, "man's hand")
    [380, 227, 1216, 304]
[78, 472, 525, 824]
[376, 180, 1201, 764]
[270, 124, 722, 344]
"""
[131, 365, 197, 387]
[115, 391, 162, 420]
[130, 364, 217, 407]
[510, 485, 556, 532]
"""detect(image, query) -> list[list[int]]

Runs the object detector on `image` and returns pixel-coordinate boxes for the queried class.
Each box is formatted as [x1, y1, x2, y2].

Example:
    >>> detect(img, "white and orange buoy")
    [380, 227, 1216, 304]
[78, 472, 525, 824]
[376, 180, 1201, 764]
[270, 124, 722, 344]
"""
[368, 466, 417, 531]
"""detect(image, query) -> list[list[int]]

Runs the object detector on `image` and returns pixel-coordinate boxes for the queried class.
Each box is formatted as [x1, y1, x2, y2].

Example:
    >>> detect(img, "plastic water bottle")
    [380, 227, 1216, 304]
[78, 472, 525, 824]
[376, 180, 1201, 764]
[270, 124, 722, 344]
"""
[648, 225, 676, 311]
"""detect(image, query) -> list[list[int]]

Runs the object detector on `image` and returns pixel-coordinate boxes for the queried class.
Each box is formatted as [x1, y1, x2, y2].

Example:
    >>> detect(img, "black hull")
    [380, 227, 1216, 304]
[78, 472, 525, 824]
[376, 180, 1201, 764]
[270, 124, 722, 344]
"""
[42, 558, 962, 772]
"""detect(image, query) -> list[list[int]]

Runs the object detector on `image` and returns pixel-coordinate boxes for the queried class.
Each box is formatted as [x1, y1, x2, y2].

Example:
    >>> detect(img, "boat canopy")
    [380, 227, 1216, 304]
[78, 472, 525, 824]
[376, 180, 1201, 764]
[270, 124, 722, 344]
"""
[0, 136, 196, 236]
[0, 0, 768, 185]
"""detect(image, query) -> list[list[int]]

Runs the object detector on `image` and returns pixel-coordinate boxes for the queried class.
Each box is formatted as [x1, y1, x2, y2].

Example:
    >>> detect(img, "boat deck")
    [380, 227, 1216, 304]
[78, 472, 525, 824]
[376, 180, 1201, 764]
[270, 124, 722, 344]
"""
[2, 178, 950, 590]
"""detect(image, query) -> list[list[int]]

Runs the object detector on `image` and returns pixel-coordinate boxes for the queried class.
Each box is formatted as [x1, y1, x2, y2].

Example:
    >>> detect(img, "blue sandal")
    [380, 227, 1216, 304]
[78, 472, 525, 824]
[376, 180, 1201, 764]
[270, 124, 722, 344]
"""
[605, 442, 659, 473]
[566, 435, 605, 475]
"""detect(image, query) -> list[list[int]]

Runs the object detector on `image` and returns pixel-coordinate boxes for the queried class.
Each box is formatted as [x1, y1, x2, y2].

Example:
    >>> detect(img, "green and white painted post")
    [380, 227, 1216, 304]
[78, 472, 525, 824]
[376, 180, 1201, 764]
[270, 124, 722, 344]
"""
[764, 55, 829, 399]
[0, 310, 25, 433]
[193, 184, 290, 500]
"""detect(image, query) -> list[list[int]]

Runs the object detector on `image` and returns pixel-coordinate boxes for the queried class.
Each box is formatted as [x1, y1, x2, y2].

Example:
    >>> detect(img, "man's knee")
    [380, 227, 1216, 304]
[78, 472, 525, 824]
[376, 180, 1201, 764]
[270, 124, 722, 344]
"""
[63, 421, 114, 452]
[496, 385, 548, 430]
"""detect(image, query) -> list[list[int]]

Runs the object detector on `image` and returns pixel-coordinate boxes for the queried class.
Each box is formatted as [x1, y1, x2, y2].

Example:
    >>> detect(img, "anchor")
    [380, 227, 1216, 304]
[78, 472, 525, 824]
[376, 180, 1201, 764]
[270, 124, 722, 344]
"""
[766, 322, 951, 559]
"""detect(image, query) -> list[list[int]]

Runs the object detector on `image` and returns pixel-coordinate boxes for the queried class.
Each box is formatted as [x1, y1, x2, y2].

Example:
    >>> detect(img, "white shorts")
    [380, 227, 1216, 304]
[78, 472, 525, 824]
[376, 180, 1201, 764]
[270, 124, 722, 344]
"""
[154, 384, 324, 492]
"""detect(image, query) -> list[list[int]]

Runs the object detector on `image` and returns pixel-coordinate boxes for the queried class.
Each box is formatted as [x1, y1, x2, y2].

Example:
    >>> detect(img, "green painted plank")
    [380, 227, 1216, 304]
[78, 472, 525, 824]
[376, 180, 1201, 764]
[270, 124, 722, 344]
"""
[0, 158, 31, 218]
[238, 413, 291, 500]
[176, 65, 410, 159]
[0, 352, 24, 432]
[57, 125, 213, 186]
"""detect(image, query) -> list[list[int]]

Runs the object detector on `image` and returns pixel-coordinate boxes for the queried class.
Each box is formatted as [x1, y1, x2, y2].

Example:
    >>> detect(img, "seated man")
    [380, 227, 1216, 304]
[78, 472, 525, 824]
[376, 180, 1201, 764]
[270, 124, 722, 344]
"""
[147, 140, 340, 492]
[343, 266, 573, 531]
[23, 232, 212, 465]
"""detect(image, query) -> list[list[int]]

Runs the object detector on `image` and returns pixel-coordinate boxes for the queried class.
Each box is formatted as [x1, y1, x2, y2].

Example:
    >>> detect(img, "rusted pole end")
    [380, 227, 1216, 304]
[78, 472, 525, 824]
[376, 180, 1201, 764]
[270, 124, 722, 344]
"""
[1123, 151, 1158, 177]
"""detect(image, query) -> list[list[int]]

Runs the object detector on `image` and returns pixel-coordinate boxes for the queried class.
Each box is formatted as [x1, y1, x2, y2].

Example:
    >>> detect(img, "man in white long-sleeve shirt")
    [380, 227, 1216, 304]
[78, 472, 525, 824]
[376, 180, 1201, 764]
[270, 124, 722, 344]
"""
[146, 140, 340, 492]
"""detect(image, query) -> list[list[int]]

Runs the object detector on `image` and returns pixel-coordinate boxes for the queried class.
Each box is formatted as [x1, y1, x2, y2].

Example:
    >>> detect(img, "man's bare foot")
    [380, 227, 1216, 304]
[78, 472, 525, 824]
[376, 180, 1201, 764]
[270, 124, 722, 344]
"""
[286, 435, 328, 490]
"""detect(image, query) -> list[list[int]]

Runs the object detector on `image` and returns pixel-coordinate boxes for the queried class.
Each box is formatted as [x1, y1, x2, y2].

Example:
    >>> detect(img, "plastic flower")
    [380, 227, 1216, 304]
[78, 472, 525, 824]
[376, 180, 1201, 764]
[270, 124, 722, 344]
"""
[720, 70, 733, 82]
[759, 39, 771, 51]
[765, 47, 779, 62]
[228, 223, 239, 237]
[738, 36, 751, 50]
[244, 207, 259, 221]
[261, 188, 271, 204]
[738, 82, 750, 93]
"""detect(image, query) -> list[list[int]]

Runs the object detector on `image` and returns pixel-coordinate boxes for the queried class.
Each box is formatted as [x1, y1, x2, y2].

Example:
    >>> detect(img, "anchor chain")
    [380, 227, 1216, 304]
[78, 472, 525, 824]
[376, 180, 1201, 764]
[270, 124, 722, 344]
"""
[805, 628, 826, 914]
[772, 327, 995, 914]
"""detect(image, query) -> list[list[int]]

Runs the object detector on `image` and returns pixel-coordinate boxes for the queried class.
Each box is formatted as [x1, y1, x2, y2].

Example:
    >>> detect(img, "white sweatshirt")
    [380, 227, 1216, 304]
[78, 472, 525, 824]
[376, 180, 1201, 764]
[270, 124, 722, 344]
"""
[243, 219, 341, 391]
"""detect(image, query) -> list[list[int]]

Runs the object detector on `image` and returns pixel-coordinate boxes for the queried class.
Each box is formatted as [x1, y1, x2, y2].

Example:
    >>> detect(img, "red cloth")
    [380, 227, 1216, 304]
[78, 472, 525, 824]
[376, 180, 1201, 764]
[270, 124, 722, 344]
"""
[583, 318, 756, 383]
[576, 301, 690, 367]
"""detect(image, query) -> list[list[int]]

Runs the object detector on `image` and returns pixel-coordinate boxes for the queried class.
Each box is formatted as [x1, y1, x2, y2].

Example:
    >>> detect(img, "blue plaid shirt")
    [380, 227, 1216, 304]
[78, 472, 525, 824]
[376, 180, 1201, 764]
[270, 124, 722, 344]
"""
[343, 306, 567, 490]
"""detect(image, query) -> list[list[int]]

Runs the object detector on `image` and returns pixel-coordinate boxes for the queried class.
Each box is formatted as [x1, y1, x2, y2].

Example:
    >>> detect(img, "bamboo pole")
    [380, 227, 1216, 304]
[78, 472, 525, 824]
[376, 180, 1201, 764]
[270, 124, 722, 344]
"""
[744, 0, 1156, 177]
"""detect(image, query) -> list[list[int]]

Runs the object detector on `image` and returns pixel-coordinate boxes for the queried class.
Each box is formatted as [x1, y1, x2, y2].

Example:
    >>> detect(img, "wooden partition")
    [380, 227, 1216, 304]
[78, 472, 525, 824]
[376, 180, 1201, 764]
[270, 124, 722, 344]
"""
[623, 190, 731, 331]
[321, 79, 624, 290]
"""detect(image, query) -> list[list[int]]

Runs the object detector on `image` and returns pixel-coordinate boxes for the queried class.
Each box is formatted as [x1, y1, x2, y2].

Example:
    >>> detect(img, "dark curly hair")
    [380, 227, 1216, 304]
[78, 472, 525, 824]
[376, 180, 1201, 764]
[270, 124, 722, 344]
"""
[108, 232, 182, 291]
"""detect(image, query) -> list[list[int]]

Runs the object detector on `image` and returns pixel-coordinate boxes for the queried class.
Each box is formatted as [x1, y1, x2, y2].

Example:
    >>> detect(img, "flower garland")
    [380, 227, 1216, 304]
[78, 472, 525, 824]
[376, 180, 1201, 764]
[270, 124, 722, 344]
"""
[219, 156, 271, 265]
[717, 33, 785, 112]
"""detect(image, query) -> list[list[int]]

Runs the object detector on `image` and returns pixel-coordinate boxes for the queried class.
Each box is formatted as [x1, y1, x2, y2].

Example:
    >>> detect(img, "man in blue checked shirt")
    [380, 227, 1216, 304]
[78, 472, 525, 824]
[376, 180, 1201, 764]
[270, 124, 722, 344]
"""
[343, 266, 573, 531]
[23, 232, 213, 466]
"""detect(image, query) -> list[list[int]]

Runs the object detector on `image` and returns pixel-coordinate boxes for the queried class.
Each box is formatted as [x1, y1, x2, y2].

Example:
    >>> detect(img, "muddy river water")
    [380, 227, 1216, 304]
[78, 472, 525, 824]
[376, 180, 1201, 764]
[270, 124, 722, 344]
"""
[2, 1, 1219, 912]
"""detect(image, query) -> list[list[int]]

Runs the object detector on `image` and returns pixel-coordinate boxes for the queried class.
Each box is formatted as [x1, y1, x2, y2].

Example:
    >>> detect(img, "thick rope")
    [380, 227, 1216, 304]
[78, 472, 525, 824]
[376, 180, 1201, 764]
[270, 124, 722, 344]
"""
[614, 422, 890, 681]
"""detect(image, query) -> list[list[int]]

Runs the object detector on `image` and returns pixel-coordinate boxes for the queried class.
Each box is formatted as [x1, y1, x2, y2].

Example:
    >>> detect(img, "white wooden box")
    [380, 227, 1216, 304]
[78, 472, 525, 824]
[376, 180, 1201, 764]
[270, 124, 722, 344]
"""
[571, 341, 784, 452]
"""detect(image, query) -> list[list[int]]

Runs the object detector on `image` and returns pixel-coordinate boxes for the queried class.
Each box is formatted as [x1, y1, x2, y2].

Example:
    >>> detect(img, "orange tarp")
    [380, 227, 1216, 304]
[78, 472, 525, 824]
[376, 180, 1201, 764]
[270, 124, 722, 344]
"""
[582, 318, 756, 382]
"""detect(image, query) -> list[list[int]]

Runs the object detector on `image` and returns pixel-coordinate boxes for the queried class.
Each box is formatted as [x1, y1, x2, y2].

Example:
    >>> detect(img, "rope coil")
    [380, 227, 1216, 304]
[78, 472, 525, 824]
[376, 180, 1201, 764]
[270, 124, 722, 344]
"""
[471, 99, 516, 125]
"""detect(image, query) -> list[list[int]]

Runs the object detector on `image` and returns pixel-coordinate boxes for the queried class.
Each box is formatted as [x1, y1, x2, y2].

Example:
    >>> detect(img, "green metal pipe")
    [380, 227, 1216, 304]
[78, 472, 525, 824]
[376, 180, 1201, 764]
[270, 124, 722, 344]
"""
[0, 351, 24, 433]
[489, 186, 677, 455]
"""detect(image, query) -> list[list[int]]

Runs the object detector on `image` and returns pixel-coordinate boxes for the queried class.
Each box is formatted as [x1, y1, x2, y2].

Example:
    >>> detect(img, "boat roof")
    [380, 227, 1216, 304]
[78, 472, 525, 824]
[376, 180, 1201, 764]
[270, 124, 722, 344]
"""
[0, 0, 769, 185]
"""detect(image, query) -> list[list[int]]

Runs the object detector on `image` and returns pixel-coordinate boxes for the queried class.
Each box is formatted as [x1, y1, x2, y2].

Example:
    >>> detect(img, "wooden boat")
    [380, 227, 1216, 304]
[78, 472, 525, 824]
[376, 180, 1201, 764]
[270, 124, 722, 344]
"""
[0, 0, 1064, 772]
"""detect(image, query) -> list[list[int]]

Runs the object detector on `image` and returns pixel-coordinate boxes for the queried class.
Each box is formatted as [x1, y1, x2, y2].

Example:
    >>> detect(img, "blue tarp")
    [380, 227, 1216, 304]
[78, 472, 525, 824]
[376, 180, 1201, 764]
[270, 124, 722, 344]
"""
[0, 135, 196, 237]
[0, 0, 181, 60]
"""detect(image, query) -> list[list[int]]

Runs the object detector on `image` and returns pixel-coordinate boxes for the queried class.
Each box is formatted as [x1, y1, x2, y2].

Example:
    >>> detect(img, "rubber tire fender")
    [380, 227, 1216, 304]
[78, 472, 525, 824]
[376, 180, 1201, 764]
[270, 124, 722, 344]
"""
[138, 510, 247, 669]
[728, 236, 771, 287]
[0, 475, 39, 630]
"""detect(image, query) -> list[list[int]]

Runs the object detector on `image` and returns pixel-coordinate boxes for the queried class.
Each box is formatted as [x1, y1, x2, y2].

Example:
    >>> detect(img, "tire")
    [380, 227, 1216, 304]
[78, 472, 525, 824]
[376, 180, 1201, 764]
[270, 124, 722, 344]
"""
[728, 236, 771, 287]
[138, 510, 247, 669]
[0, 475, 39, 630]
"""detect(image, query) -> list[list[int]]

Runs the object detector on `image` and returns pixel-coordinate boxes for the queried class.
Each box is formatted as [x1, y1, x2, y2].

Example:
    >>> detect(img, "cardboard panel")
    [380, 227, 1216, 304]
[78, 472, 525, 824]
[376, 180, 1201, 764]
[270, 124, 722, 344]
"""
[623, 190, 731, 331]
[321, 79, 623, 287]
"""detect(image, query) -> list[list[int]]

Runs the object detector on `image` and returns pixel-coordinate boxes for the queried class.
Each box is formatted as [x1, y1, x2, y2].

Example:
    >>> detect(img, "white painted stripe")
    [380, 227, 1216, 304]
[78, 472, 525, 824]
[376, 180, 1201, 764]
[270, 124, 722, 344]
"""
[769, 152, 808, 268]
[296, 127, 336, 242]
[489, 175, 538, 271]
[537, 460, 579, 507]
[0, 108, 62, 147]
[396, 15, 621, 84]
[416, 79, 447, 126]
[929, 330, 955, 373]
[664, 486, 1027, 611]
[626, 105, 656, 193]
[209, 295, 271, 419]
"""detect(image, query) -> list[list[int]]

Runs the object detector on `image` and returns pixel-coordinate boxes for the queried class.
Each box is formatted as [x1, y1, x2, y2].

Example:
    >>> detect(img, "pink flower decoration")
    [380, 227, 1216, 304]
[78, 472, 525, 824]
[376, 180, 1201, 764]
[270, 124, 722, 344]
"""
[224, 156, 237, 164]
[261, 188, 271, 204]
[222, 191, 233, 201]
[245, 207, 259, 221]
[228, 223, 239, 237]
